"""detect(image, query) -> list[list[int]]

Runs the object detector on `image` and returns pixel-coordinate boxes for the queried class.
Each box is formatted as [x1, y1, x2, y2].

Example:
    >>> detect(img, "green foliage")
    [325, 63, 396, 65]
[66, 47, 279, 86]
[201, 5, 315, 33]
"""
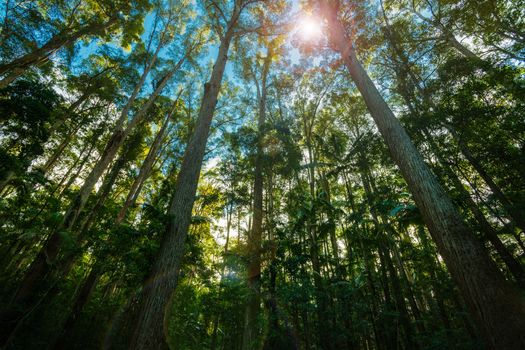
[0, 0, 523, 349]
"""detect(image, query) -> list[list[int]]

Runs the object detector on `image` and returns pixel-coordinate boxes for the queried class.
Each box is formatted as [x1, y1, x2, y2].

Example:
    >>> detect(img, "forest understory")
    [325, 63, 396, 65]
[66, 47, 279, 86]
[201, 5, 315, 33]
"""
[0, 0, 524, 349]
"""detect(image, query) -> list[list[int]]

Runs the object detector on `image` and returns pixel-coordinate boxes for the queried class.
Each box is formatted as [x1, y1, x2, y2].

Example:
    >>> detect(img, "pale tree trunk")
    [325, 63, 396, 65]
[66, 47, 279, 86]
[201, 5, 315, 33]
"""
[58, 139, 97, 199]
[0, 18, 117, 88]
[116, 106, 173, 224]
[322, 5, 525, 349]
[128, 20, 238, 350]
[346, 177, 388, 349]
[265, 170, 301, 350]
[319, 173, 356, 349]
[375, 235, 398, 349]
[42, 129, 77, 175]
[319, 172, 343, 276]
[444, 32, 479, 59]
[0, 92, 88, 193]
[47, 88, 92, 135]
[242, 46, 272, 350]
[42, 112, 87, 176]
[41, 70, 116, 175]
[77, 134, 138, 237]
[413, 225, 455, 337]
[14, 136, 98, 258]
[383, 14, 523, 235]
[210, 202, 233, 350]
[9, 79, 153, 297]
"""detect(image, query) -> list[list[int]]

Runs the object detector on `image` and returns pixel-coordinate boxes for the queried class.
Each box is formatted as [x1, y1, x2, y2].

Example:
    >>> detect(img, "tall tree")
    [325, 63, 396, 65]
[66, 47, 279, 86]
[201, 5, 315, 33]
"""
[241, 38, 279, 350]
[0, 0, 524, 348]
[318, 1, 525, 348]
[0, 7, 196, 343]
[0, 0, 151, 88]
[128, 0, 278, 347]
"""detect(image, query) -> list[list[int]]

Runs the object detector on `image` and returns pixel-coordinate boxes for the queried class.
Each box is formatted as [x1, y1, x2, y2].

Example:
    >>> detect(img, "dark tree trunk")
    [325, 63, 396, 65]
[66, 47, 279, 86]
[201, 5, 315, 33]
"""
[449, 127, 525, 232]
[242, 45, 272, 350]
[358, 154, 420, 349]
[376, 240, 398, 349]
[3, 60, 179, 318]
[52, 266, 101, 350]
[381, 26, 525, 286]
[0, 50, 181, 346]
[128, 20, 238, 349]
[422, 130, 525, 285]
[0, 18, 117, 88]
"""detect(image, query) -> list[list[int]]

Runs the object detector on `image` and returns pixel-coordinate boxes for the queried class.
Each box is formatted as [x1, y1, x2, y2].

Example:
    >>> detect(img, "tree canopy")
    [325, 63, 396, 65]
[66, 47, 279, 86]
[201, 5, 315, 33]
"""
[0, 0, 524, 349]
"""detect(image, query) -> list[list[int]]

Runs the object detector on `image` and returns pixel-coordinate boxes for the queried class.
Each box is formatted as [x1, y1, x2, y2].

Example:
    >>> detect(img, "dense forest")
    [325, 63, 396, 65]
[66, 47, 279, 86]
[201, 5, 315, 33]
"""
[0, 0, 524, 349]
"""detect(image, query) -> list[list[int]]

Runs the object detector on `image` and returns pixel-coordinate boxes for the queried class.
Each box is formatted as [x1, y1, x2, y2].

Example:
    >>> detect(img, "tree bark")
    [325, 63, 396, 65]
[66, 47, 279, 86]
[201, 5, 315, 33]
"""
[0, 18, 117, 88]
[77, 133, 139, 236]
[322, 5, 525, 349]
[52, 266, 101, 350]
[448, 126, 525, 232]
[116, 108, 172, 224]
[242, 45, 272, 350]
[406, 5, 482, 61]
[0, 50, 181, 344]
[422, 130, 525, 285]
[444, 33, 479, 59]
[128, 18, 238, 349]
[59, 60, 180, 230]
[380, 21, 525, 286]
[358, 152, 420, 348]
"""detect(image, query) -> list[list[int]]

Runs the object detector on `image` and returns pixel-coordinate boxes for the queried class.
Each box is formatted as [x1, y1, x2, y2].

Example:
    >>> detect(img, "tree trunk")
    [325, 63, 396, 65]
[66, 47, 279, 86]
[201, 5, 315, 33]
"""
[448, 127, 525, 232]
[58, 139, 97, 199]
[59, 62, 179, 231]
[41, 92, 93, 175]
[442, 29, 480, 60]
[358, 152, 421, 348]
[128, 22, 237, 350]
[308, 190, 333, 349]
[376, 240, 398, 349]
[0, 18, 117, 88]
[380, 26, 525, 286]
[52, 266, 101, 350]
[405, 5, 482, 61]
[0, 51, 180, 345]
[414, 226, 455, 338]
[78, 136, 136, 235]
[116, 108, 172, 224]
[421, 130, 525, 285]
[242, 46, 272, 350]
[323, 7, 525, 349]
[302, 117, 333, 350]
[42, 130, 76, 175]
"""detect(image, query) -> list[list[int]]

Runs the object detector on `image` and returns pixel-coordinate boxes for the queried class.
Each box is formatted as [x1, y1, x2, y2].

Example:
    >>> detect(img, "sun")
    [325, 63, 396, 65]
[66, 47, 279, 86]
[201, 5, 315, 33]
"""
[298, 16, 322, 40]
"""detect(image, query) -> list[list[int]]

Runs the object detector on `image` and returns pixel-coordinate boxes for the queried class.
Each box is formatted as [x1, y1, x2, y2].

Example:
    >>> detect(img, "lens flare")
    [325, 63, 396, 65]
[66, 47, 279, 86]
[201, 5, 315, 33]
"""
[298, 17, 322, 40]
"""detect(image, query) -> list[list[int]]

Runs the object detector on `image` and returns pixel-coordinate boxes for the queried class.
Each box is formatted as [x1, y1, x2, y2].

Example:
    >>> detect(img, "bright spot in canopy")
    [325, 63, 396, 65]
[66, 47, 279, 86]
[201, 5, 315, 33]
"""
[297, 16, 322, 40]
